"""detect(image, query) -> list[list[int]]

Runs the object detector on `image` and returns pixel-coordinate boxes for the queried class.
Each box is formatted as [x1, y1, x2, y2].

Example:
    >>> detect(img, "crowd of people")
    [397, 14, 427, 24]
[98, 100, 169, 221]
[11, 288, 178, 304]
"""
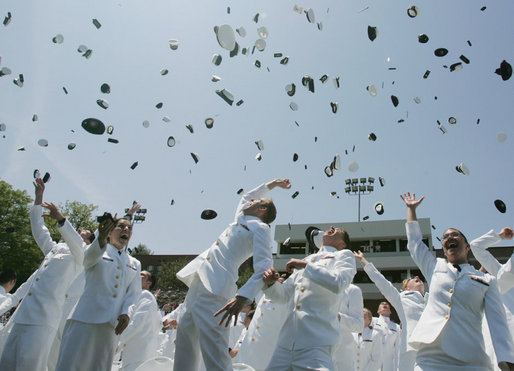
[0, 178, 513, 371]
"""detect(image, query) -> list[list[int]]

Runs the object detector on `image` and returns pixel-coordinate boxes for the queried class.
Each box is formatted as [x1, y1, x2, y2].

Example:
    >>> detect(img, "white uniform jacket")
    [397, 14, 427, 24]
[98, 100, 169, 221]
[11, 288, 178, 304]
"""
[177, 183, 274, 301]
[237, 295, 289, 370]
[70, 240, 141, 326]
[364, 262, 427, 354]
[373, 315, 400, 371]
[334, 284, 364, 369]
[264, 246, 356, 350]
[11, 205, 84, 329]
[118, 290, 162, 368]
[470, 230, 514, 319]
[353, 325, 384, 371]
[406, 221, 514, 365]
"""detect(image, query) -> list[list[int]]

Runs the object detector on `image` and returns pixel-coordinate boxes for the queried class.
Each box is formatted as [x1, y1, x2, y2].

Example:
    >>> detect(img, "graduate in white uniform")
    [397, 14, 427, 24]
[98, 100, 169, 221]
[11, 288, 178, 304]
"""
[0, 270, 16, 308]
[56, 214, 142, 371]
[0, 178, 86, 371]
[334, 283, 364, 371]
[353, 308, 384, 371]
[160, 303, 185, 359]
[470, 227, 514, 369]
[401, 192, 514, 371]
[355, 250, 427, 370]
[262, 226, 357, 370]
[371, 301, 401, 371]
[118, 271, 163, 371]
[236, 293, 290, 370]
[174, 179, 291, 371]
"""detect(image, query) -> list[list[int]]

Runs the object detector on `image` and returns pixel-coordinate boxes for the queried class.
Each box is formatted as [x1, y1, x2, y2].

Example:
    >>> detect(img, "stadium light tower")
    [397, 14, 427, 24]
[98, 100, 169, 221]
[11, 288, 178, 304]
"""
[344, 177, 374, 222]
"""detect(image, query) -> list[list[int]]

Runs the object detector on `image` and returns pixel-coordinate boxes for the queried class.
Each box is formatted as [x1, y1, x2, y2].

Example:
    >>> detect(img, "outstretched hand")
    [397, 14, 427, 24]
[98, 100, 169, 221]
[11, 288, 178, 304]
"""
[353, 250, 369, 267]
[33, 178, 45, 205]
[499, 228, 513, 240]
[42, 202, 64, 222]
[400, 192, 424, 208]
[262, 268, 279, 287]
[126, 201, 141, 216]
[98, 215, 116, 248]
[267, 179, 292, 190]
[214, 296, 249, 327]
[285, 258, 307, 274]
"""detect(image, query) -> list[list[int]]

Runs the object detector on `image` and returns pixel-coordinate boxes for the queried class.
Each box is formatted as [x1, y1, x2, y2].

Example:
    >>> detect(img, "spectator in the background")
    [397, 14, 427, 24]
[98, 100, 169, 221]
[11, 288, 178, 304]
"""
[0, 269, 16, 306]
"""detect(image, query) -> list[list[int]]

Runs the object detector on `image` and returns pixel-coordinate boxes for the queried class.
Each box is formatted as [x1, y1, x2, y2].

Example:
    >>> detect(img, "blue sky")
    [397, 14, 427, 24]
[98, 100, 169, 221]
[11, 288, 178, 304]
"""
[1, 0, 512, 254]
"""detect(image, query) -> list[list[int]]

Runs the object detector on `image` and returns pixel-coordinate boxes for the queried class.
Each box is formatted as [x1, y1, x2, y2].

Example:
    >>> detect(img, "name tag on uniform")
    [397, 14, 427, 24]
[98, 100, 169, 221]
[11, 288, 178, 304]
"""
[363, 339, 373, 342]
[127, 264, 137, 271]
[321, 255, 335, 259]
[240, 224, 250, 231]
[102, 257, 114, 262]
[470, 276, 489, 286]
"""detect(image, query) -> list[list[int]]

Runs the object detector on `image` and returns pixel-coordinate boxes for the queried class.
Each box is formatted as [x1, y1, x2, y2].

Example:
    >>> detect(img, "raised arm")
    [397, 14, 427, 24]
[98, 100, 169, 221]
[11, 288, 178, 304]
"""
[234, 179, 291, 220]
[83, 218, 114, 269]
[355, 251, 405, 324]
[42, 202, 85, 265]
[469, 229, 511, 276]
[401, 193, 436, 284]
[497, 253, 514, 294]
[30, 178, 56, 255]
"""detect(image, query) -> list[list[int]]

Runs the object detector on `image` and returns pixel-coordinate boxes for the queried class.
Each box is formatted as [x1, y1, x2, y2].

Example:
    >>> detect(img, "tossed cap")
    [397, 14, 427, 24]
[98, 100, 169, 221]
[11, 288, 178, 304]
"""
[52, 34, 64, 44]
[191, 152, 199, 164]
[407, 6, 419, 18]
[167, 136, 175, 147]
[42, 172, 51, 183]
[368, 26, 378, 41]
[201, 209, 217, 220]
[205, 117, 214, 129]
[374, 202, 384, 215]
[494, 199, 506, 213]
[368, 132, 377, 141]
[305, 226, 323, 251]
[305, 8, 315, 23]
[216, 89, 234, 105]
[495, 60, 512, 81]
[38, 139, 48, 147]
[168, 39, 179, 50]
[216, 25, 236, 51]
[434, 48, 448, 57]
[96, 99, 109, 109]
[367, 85, 378, 97]
[455, 162, 469, 175]
[130, 162, 138, 170]
[100, 83, 110, 94]
[82, 118, 106, 135]
[418, 34, 429, 43]
[391, 95, 399, 107]
[67, 143, 76, 150]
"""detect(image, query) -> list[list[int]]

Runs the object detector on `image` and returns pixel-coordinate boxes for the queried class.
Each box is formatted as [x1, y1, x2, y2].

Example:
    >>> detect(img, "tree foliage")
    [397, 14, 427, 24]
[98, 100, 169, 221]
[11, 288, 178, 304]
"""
[0, 180, 43, 286]
[158, 258, 191, 290]
[129, 243, 153, 257]
[236, 265, 255, 288]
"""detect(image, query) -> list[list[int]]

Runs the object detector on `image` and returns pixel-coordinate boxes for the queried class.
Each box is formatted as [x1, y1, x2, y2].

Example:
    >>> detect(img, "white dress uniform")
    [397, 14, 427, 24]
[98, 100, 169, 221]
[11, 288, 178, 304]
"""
[364, 262, 427, 370]
[353, 324, 384, 371]
[264, 246, 356, 370]
[372, 315, 400, 371]
[237, 295, 290, 370]
[174, 183, 275, 371]
[406, 221, 514, 370]
[55, 239, 141, 371]
[333, 284, 364, 371]
[0, 205, 85, 371]
[470, 230, 514, 370]
[118, 289, 162, 371]
[159, 303, 186, 359]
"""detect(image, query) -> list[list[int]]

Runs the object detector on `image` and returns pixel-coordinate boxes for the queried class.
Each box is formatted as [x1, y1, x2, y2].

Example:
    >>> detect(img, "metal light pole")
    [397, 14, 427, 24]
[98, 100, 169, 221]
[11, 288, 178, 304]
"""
[344, 177, 375, 222]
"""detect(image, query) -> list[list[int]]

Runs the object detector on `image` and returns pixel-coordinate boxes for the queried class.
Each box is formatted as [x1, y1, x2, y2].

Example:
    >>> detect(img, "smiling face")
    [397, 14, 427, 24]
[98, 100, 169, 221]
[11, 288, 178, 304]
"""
[109, 218, 133, 250]
[404, 276, 425, 294]
[377, 301, 391, 317]
[442, 228, 470, 264]
[322, 226, 349, 250]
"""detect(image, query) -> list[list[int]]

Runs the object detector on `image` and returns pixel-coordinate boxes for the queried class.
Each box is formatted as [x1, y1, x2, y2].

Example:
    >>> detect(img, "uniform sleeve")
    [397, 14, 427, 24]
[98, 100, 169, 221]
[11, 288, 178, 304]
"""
[470, 230, 502, 276]
[83, 238, 106, 269]
[30, 204, 57, 255]
[339, 286, 364, 332]
[121, 260, 142, 316]
[303, 249, 356, 294]
[236, 224, 273, 300]
[406, 221, 436, 285]
[58, 219, 85, 265]
[119, 293, 159, 344]
[484, 277, 514, 365]
[233, 183, 269, 221]
[364, 263, 406, 324]
[263, 272, 296, 305]
[497, 253, 514, 294]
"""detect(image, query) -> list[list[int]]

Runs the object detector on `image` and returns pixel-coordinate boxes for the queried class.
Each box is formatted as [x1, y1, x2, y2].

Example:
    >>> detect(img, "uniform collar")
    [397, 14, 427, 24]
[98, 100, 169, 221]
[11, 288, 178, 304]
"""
[0, 286, 6, 295]
[379, 315, 391, 324]
[319, 245, 338, 253]
[108, 243, 127, 256]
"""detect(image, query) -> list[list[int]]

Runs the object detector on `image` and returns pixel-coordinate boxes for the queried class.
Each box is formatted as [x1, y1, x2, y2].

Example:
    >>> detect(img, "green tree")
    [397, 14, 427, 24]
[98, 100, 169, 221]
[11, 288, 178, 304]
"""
[0, 180, 43, 285]
[129, 243, 153, 257]
[236, 265, 255, 288]
[158, 258, 191, 290]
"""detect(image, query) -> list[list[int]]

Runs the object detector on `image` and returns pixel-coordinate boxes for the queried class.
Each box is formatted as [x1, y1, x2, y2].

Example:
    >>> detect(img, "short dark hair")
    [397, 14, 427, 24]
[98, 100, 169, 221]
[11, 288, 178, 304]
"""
[261, 199, 277, 224]
[443, 228, 468, 244]
[0, 269, 16, 285]
[341, 228, 350, 249]
[148, 273, 156, 290]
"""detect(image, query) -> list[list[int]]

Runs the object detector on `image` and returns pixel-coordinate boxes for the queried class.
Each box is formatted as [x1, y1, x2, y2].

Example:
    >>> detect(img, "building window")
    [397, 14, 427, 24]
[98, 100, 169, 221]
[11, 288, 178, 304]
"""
[375, 240, 396, 252]
[399, 238, 430, 251]
[381, 270, 407, 283]
[279, 242, 306, 255]
[147, 265, 154, 272]
[354, 271, 372, 284]
[350, 240, 371, 253]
